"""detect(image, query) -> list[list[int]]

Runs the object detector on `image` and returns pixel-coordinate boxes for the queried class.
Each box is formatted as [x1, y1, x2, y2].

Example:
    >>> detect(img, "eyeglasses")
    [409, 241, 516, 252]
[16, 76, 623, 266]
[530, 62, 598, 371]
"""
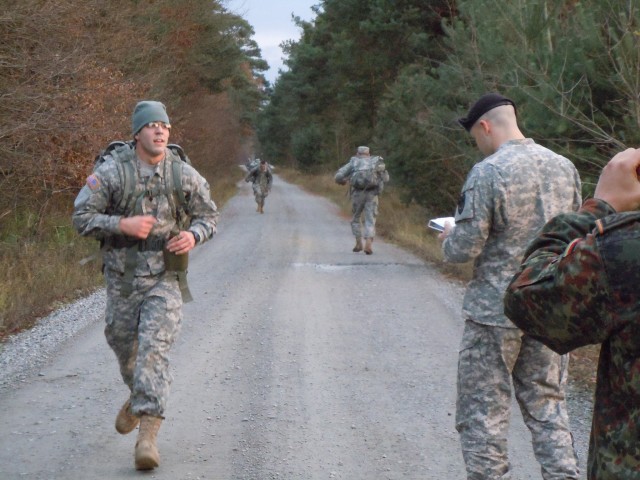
[144, 121, 171, 130]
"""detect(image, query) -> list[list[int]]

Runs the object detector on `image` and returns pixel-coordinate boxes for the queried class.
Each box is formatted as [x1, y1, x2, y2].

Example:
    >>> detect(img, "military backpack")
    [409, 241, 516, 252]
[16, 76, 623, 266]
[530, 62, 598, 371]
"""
[350, 156, 385, 191]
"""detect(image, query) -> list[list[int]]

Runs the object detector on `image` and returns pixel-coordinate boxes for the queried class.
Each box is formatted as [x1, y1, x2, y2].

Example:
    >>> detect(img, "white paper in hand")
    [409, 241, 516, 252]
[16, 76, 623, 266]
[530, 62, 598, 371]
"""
[427, 217, 455, 232]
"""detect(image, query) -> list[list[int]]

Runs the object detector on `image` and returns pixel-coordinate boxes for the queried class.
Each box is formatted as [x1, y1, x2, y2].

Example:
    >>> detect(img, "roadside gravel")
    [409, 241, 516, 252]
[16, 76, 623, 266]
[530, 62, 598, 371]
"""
[0, 280, 595, 477]
[0, 289, 105, 390]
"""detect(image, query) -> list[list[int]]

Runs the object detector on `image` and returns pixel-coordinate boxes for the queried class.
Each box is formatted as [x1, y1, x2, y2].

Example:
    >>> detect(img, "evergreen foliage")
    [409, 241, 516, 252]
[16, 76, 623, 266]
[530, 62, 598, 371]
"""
[259, 0, 640, 213]
[256, 0, 453, 171]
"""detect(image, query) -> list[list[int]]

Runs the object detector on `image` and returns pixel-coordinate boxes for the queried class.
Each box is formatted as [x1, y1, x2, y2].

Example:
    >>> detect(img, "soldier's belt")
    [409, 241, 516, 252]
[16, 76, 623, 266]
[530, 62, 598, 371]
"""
[105, 235, 167, 251]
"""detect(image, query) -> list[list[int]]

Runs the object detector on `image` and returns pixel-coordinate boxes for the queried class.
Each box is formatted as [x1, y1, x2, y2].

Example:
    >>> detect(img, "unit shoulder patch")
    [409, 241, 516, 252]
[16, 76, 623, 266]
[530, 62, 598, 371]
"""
[457, 192, 466, 215]
[86, 174, 101, 191]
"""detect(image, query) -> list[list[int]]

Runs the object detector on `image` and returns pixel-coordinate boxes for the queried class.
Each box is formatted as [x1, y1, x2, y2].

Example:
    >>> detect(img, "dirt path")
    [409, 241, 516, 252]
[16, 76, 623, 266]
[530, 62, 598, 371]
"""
[0, 175, 592, 479]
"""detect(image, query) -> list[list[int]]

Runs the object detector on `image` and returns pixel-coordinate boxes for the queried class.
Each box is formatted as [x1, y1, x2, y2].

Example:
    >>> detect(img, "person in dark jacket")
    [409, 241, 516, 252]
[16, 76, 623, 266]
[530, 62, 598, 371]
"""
[504, 147, 640, 479]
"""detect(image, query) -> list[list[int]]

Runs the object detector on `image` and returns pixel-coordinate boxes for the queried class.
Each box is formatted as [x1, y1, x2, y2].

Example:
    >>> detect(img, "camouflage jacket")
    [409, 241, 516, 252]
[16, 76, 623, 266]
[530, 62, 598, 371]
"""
[245, 166, 273, 191]
[504, 198, 640, 479]
[72, 145, 218, 276]
[442, 139, 581, 327]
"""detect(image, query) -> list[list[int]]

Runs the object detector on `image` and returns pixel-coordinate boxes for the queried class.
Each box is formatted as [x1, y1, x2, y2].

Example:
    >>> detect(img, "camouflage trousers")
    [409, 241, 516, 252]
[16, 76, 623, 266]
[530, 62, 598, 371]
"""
[456, 319, 579, 480]
[350, 189, 379, 239]
[104, 268, 183, 418]
[252, 183, 269, 205]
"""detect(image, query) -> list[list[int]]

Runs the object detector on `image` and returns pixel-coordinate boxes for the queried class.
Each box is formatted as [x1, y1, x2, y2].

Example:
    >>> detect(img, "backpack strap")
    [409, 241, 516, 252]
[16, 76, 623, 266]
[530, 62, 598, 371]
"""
[93, 141, 137, 296]
[121, 244, 139, 297]
[166, 147, 193, 303]
[167, 143, 190, 210]
[171, 157, 186, 207]
[167, 143, 191, 165]
[98, 141, 137, 216]
[117, 152, 137, 216]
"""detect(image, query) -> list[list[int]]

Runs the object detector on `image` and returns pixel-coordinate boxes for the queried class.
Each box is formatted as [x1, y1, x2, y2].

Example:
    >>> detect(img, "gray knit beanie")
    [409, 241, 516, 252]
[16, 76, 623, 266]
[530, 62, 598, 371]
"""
[131, 100, 171, 136]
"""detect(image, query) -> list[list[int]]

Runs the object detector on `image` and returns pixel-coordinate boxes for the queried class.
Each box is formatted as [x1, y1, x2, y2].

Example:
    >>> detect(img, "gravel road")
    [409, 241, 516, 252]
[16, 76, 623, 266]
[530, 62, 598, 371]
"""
[0, 174, 594, 479]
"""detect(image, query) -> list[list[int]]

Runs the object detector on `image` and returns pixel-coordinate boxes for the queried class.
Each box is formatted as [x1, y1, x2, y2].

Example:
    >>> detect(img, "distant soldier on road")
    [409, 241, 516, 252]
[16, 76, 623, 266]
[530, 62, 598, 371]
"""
[335, 146, 389, 254]
[245, 158, 273, 214]
[72, 100, 218, 471]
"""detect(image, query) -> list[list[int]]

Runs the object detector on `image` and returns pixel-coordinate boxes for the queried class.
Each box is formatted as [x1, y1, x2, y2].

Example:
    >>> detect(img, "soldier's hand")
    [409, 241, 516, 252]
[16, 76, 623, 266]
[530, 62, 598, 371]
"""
[166, 231, 196, 255]
[119, 215, 157, 239]
[594, 148, 640, 212]
[437, 220, 454, 242]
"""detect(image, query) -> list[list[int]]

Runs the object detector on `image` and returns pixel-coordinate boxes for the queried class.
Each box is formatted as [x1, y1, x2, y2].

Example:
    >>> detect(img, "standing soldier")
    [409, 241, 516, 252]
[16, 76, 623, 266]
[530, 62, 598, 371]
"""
[72, 100, 218, 471]
[438, 93, 581, 479]
[245, 158, 273, 214]
[335, 146, 389, 254]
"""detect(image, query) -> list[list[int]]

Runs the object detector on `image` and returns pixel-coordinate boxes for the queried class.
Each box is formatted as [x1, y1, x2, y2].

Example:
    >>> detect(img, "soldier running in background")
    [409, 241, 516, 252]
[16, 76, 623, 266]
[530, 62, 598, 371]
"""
[245, 159, 273, 214]
[335, 146, 389, 255]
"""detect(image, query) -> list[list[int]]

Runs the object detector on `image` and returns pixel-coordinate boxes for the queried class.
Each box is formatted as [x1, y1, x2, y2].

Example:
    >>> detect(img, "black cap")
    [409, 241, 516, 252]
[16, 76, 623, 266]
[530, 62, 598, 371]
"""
[458, 93, 516, 132]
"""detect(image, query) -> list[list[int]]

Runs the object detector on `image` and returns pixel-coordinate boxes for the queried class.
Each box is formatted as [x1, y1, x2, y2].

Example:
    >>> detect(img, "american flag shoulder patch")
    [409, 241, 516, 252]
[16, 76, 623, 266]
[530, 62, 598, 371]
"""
[86, 174, 100, 191]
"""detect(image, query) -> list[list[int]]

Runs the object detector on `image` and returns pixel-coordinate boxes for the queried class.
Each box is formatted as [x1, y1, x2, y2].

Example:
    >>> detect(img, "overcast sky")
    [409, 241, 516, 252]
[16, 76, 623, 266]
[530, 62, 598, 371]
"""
[226, 0, 319, 84]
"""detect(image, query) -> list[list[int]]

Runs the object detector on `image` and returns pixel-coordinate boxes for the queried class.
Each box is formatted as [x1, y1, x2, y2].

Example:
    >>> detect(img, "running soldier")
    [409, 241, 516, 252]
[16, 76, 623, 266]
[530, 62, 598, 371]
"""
[335, 146, 389, 255]
[245, 158, 273, 214]
[72, 100, 218, 471]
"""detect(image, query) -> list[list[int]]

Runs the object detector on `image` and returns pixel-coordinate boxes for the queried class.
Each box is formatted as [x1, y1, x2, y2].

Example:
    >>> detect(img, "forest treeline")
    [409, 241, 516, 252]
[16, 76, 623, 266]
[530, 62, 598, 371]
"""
[257, 0, 640, 214]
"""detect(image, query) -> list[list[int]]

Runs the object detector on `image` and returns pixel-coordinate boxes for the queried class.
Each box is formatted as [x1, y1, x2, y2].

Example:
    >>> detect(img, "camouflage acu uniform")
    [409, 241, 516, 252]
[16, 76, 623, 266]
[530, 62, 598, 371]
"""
[505, 198, 640, 480]
[335, 155, 389, 239]
[442, 138, 581, 479]
[72, 145, 218, 417]
[245, 165, 273, 206]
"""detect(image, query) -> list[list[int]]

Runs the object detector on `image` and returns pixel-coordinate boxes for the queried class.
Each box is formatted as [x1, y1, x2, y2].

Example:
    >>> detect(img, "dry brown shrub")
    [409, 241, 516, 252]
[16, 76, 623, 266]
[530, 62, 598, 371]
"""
[1, 0, 251, 225]
[0, 0, 149, 225]
[175, 92, 249, 188]
[0, 0, 256, 334]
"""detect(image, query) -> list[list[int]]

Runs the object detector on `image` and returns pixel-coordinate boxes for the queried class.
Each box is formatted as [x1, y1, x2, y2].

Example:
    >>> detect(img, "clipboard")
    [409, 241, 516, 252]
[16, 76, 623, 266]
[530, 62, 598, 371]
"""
[427, 217, 455, 232]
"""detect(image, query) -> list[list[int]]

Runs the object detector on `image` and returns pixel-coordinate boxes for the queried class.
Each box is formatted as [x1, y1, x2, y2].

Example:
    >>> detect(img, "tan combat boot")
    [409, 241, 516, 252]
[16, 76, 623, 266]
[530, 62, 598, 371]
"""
[353, 238, 363, 252]
[135, 415, 162, 470]
[256, 203, 260, 212]
[115, 399, 139, 434]
[364, 238, 373, 255]
[259, 201, 264, 214]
